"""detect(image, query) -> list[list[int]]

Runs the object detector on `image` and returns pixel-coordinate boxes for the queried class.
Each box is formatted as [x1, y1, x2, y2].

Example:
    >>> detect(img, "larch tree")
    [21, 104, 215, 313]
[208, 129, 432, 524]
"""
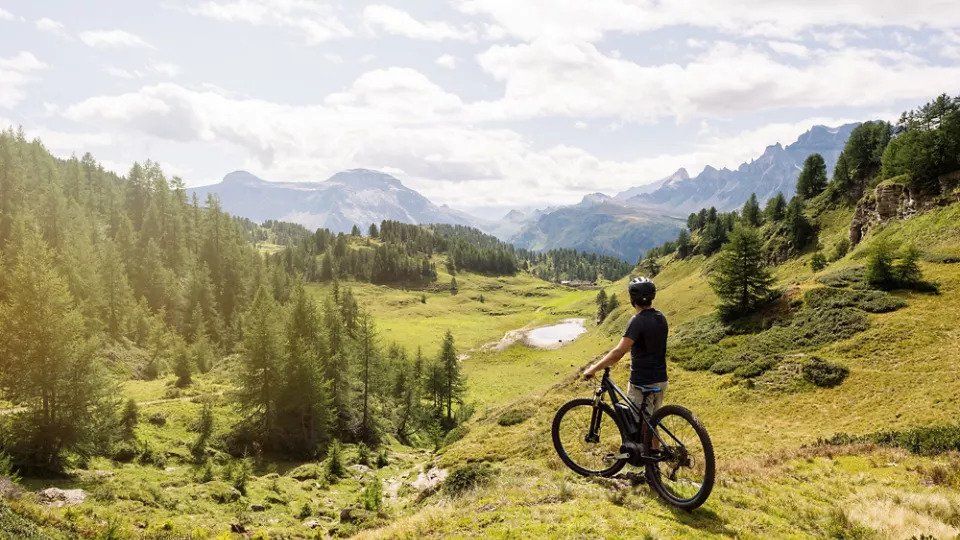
[0, 233, 111, 470]
[708, 226, 776, 320]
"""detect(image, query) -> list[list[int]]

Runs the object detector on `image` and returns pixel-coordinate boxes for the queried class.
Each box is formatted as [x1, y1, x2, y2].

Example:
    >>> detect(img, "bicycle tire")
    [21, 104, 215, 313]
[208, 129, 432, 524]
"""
[552, 398, 627, 477]
[643, 404, 715, 510]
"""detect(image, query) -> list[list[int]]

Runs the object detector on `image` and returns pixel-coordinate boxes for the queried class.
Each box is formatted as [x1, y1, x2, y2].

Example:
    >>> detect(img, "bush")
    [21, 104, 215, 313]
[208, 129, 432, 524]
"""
[226, 459, 252, 496]
[733, 356, 779, 379]
[803, 287, 907, 314]
[817, 266, 867, 289]
[361, 479, 382, 511]
[0, 451, 20, 483]
[871, 425, 960, 455]
[830, 238, 850, 261]
[356, 442, 371, 467]
[443, 462, 495, 496]
[375, 449, 388, 469]
[810, 252, 827, 272]
[801, 357, 849, 388]
[497, 407, 534, 427]
[325, 440, 345, 478]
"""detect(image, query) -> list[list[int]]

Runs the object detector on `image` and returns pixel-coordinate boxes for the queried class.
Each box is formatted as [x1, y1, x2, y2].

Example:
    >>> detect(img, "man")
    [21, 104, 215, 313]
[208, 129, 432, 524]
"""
[582, 277, 668, 414]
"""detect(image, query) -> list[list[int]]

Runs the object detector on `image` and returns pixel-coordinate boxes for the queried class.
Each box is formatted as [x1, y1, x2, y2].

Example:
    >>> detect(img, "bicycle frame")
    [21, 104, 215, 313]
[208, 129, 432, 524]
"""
[590, 368, 684, 465]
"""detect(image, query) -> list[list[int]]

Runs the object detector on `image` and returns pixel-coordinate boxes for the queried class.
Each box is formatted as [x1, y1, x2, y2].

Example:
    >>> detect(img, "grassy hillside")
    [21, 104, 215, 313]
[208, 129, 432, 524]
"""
[4, 199, 960, 538]
[357, 202, 960, 539]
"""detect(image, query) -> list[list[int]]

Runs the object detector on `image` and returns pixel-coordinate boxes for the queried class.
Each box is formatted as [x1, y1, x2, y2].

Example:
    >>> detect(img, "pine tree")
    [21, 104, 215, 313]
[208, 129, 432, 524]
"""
[866, 240, 897, 290]
[796, 154, 828, 199]
[764, 192, 787, 222]
[356, 312, 380, 441]
[676, 229, 692, 259]
[708, 226, 776, 319]
[0, 233, 110, 470]
[174, 345, 193, 388]
[120, 398, 139, 440]
[742, 193, 761, 226]
[785, 196, 815, 250]
[238, 287, 284, 441]
[438, 330, 463, 426]
[368, 223, 378, 238]
[351, 225, 361, 236]
[595, 289, 609, 322]
[450, 276, 459, 295]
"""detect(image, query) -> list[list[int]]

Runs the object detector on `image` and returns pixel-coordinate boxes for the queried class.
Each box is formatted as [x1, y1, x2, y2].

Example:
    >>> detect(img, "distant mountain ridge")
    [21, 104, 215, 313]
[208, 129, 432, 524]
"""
[509, 194, 685, 262]
[188, 169, 474, 233]
[625, 123, 859, 212]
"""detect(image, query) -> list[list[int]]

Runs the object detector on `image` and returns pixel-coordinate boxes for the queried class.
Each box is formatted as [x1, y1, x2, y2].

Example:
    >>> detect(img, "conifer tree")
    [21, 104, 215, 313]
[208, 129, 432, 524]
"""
[764, 192, 787, 222]
[438, 330, 463, 425]
[796, 154, 828, 199]
[742, 193, 762, 226]
[0, 233, 110, 469]
[238, 287, 283, 440]
[356, 313, 380, 441]
[785, 196, 815, 250]
[709, 226, 775, 319]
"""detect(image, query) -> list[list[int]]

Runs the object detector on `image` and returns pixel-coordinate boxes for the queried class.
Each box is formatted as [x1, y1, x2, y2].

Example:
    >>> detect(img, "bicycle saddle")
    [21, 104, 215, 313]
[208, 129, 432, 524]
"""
[638, 385, 662, 394]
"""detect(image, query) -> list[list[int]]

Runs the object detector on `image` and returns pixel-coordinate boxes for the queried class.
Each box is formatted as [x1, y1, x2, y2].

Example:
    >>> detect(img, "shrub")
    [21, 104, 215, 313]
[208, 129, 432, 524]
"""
[443, 462, 495, 496]
[356, 442, 371, 467]
[120, 398, 139, 440]
[497, 407, 534, 427]
[801, 357, 849, 388]
[0, 451, 20, 483]
[830, 238, 850, 261]
[227, 459, 252, 496]
[803, 287, 907, 314]
[147, 412, 167, 426]
[733, 356, 779, 379]
[375, 449, 388, 469]
[817, 266, 867, 289]
[361, 479, 383, 511]
[325, 440, 345, 479]
[810, 252, 827, 272]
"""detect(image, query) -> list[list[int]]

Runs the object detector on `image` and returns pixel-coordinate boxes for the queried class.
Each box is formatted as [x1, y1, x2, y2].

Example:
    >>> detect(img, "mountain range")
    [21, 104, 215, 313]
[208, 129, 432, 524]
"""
[187, 169, 473, 234]
[621, 123, 858, 213]
[188, 123, 858, 262]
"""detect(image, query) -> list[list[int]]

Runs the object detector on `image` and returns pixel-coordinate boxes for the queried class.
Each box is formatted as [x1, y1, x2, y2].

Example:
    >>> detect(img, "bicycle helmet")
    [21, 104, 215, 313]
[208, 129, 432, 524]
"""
[628, 276, 656, 306]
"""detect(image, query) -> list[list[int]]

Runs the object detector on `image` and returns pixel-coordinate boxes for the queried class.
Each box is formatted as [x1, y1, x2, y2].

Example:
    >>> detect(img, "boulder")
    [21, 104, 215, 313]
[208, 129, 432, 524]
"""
[37, 487, 87, 507]
[0, 477, 23, 500]
[303, 518, 321, 529]
[249, 503, 266, 512]
[411, 467, 448, 492]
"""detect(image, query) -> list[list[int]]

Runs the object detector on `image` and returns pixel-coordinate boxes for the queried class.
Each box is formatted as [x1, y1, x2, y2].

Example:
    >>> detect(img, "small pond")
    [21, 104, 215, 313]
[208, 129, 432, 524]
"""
[524, 318, 587, 349]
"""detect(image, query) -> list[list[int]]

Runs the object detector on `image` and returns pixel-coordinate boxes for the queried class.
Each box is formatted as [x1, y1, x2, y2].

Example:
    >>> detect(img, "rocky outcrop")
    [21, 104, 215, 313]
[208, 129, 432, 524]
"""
[849, 172, 960, 245]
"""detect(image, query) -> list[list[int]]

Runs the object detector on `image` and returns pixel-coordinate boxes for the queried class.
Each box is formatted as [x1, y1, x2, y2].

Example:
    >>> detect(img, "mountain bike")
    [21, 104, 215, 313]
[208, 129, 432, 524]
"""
[551, 367, 715, 510]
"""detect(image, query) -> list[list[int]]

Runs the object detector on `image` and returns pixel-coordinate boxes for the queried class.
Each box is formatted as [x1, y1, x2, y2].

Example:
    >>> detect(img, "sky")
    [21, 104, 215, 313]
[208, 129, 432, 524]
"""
[1, 1, 959, 218]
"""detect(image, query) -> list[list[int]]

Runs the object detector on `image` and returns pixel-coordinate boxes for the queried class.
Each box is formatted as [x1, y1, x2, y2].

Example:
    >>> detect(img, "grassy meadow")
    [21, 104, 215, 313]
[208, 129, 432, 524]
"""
[5, 204, 960, 539]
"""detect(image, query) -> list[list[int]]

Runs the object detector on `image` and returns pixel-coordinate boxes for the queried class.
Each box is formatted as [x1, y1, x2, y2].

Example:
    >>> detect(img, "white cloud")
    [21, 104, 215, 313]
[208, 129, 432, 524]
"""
[0, 52, 48, 109]
[458, 0, 960, 42]
[103, 62, 182, 80]
[35, 17, 69, 38]
[185, 0, 351, 44]
[55, 68, 869, 206]
[363, 5, 476, 41]
[323, 53, 344, 64]
[435, 54, 457, 69]
[767, 40, 810, 58]
[468, 40, 960, 124]
[0, 8, 15, 21]
[79, 29, 155, 49]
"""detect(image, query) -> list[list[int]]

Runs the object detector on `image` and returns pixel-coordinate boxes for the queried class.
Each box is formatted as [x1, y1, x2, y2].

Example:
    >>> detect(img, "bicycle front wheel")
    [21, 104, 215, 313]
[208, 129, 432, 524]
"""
[552, 398, 626, 477]
[644, 404, 715, 510]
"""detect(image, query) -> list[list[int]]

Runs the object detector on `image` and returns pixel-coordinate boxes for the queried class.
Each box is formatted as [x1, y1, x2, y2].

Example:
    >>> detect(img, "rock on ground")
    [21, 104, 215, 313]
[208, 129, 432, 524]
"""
[36, 487, 86, 507]
[411, 467, 447, 492]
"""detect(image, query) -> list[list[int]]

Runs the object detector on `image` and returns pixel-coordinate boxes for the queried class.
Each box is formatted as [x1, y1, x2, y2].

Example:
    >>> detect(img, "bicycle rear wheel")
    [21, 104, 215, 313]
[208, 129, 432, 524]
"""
[552, 398, 626, 477]
[643, 404, 715, 510]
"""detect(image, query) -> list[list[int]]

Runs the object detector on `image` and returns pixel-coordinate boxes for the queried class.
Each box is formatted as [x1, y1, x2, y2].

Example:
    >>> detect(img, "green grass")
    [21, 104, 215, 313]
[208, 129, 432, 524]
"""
[7, 202, 960, 538]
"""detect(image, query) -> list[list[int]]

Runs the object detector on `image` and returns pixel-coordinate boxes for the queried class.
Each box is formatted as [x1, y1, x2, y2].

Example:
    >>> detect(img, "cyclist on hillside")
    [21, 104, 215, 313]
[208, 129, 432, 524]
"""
[582, 277, 668, 415]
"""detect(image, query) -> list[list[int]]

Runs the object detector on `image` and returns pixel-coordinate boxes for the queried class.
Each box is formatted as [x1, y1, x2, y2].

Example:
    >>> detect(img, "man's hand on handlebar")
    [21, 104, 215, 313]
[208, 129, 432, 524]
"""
[582, 369, 595, 380]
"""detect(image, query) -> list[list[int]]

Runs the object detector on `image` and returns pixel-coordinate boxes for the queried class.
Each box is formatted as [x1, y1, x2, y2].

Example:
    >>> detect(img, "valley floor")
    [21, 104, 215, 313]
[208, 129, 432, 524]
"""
[5, 205, 960, 538]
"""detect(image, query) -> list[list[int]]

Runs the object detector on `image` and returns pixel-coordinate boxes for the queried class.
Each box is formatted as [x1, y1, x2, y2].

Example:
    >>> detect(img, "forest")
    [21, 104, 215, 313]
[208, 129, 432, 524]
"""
[0, 129, 467, 475]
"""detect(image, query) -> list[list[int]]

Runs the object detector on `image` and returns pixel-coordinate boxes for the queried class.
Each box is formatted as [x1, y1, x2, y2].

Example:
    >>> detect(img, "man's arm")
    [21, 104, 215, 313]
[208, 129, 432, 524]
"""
[583, 336, 634, 379]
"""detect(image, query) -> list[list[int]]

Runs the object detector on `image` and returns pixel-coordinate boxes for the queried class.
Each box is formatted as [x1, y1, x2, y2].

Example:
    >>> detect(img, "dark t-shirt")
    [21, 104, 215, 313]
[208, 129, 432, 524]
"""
[623, 308, 669, 385]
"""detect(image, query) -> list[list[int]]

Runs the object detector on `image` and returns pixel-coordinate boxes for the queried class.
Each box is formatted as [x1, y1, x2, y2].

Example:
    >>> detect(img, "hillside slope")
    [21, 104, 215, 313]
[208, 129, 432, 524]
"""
[510, 195, 686, 262]
[362, 201, 960, 539]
